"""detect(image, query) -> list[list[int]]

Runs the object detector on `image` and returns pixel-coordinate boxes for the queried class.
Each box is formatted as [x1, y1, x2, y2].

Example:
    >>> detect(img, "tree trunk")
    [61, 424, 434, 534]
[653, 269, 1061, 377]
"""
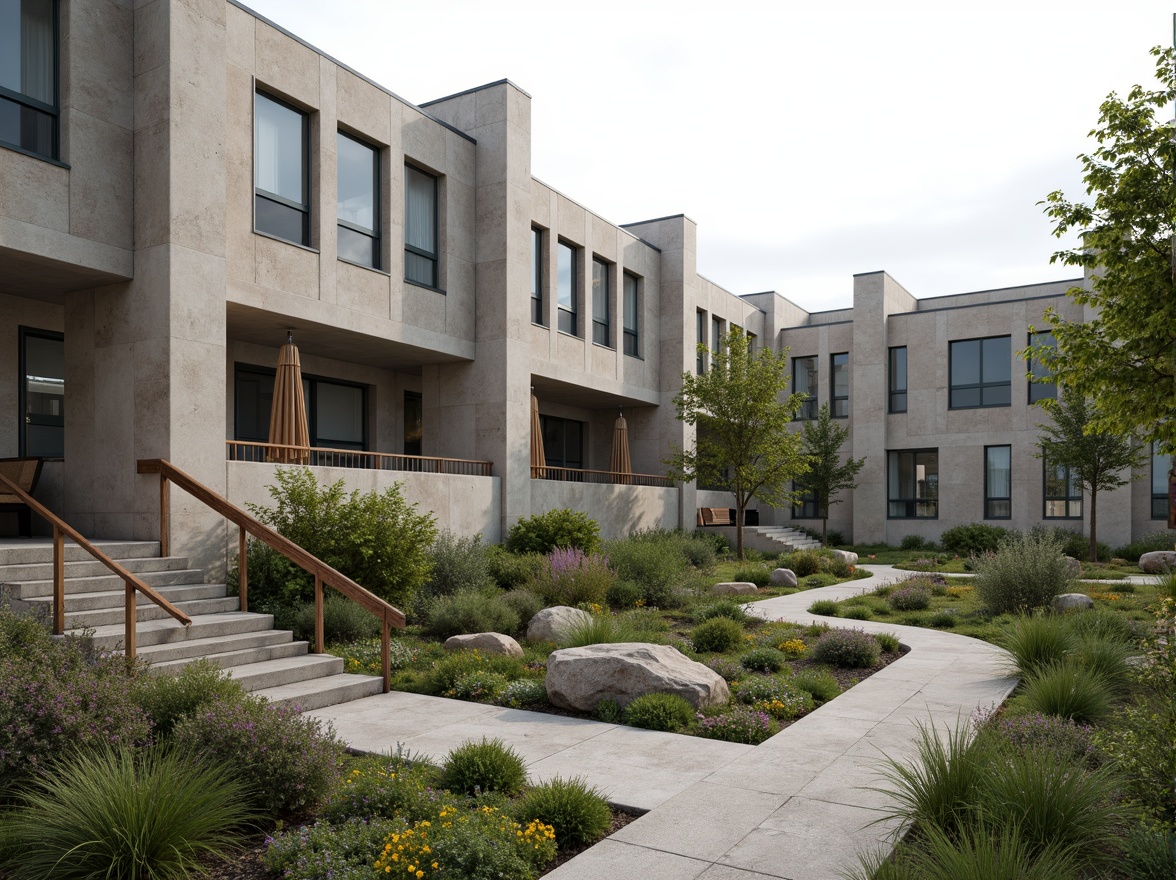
[821, 517, 828, 547]
[1088, 489, 1098, 563]
[735, 496, 745, 561]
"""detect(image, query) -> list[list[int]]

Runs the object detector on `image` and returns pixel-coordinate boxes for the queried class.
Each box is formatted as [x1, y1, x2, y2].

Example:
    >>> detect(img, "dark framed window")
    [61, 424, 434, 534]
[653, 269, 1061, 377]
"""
[792, 482, 819, 519]
[950, 335, 1011, 408]
[403, 391, 422, 456]
[889, 346, 907, 413]
[831, 352, 849, 418]
[405, 164, 438, 287]
[623, 272, 640, 357]
[1043, 458, 1082, 519]
[1152, 442, 1172, 519]
[0, 0, 57, 160]
[19, 327, 63, 458]
[234, 364, 366, 451]
[793, 356, 817, 420]
[531, 228, 545, 325]
[540, 415, 583, 469]
[592, 258, 611, 347]
[696, 311, 706, 374]
[711, 316, 724, 359]
[557, 241, 578, 335]
[888, 449, 938, 518]
[1028, 331, 1057, 403]
[337, 132, 379, 268]
[984, 445, 1011, 519]
[747, 332, 756, 353]
[255, 91, 309, 245]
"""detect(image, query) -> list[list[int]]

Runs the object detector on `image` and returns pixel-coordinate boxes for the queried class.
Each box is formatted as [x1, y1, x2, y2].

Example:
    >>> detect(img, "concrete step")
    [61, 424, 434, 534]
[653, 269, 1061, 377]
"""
[220, 653, 344, 692]
[253, 672, 384, 710]
[149, 639, 310, 674]
[136, 627, 297, 665]
[0, 555, 192, 588]
[5, 568, 206, 600]
[85, 610, 274, 652]
[27, 582, 225, 613]
[0, 540, 161, 566]
[65, 594, 239, 629]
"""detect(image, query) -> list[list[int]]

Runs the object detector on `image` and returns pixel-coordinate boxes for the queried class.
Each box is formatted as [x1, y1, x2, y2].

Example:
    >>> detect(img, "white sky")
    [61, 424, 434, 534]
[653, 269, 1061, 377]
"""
[241, 0, 1174, 312]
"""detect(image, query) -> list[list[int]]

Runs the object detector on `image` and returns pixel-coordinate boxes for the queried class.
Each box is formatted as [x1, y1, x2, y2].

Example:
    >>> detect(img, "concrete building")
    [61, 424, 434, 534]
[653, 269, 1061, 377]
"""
[2, 0, 1171, 572]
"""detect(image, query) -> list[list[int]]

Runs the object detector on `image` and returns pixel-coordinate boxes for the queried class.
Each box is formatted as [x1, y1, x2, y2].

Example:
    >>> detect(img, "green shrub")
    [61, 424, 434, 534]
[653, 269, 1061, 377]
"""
[241, 467, 436, 613]
[786, 549, 822, 577]
[264, 817, 403, 880]
[0, 745, 251, 880]
[807, 598, 838, 616]
[321, 754, 444, 824]
[535, 548, 615, 607]
[793, 669, 840, 703]
[985, 713, 1096, 766]
[428, 652, 526, 696]
[841, 605, 873, 620]
[740, 647, 786, 673]
[439, 737, 528, 796]
[172, 693, 344, 817]
[732, 676, 814, 719]
[595, 699, 624, 723]
[496, 678, 549, 709]
[500, 588, 544, 628]
[422, 530, 493, 600]
[731, 565, 772, 587]
[486, 546, 545, 590]
[1114, 529, 1176, 563]
[810, 628, 879, 668]
[1070, 634, 1135, 694]
[884, 823, 1083, 880]
[447, 670, 511, 702]
[623, 693, 695, 732]
[875, 632, 902, 653]
[804, 572, 838, 588]
[928, 610, 956, 628]
[971, 530, 1075, 614]
[695, 706, 777, 744]
[133, 659, 245, 739]
[1064, 608, 1140, 644]
[1046, 526, 1111, 563]
[421, 589, 521, 639]
[558, 613, 651, 648]
[514, 776, 611, 848]
[605, 578, 644, 608]
[705, 656, 744, 683]
[283, 595, 381, 644]
[899, 534, 932, 551]
[606, 532, 690, 602]
[1122, 827, 1176, 880]
[1019, 662, 1113, 724]
[692, 529, 730, 557]
[690, 617, 745, 653]
[888, 581, 932, 611]
[998, 615, 1075, 678]
[506, 508, 601, 555]
[692, 599, 749, 624]
[939, 523, 1009, 556]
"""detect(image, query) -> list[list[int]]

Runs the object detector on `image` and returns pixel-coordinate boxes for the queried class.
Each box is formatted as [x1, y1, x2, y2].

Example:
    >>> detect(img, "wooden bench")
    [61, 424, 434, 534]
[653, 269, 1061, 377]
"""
[698, 507, 732, 527]
[0, 458, 44, 537]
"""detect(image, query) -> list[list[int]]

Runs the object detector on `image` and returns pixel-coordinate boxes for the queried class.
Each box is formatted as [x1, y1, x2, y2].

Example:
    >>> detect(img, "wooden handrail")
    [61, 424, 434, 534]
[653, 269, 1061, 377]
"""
[0, 472, 192, 659]
[138, 459, 404, 691]
[226, 441, 493, 477]
[530, 465, 675, 487]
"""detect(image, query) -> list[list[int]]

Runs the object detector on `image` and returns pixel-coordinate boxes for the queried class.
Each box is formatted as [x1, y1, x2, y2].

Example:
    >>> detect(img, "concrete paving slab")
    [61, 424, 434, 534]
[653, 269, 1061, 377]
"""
[702, 746, 840, 796]
[542, 839, 712, 880]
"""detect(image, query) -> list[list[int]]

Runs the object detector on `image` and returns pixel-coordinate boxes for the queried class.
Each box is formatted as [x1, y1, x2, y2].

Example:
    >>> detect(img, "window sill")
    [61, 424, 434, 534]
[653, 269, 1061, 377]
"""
[557, 330, 583, 341]
[1044, 516, 1083, 521]
[0, 141, 68, 168]
[253, 229, 319, 253]
[948, 404, 1011, 411]
[592, 342, 616, 352]
[338, 258, 391, 277]
[624, 352, 644, 361]
[405, 279, 446, 295]
[531, 321, 548, 329]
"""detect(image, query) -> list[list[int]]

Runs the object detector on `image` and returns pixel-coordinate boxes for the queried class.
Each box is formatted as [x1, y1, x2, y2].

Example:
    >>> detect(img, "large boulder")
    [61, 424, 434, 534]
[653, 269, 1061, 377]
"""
[444, 632, 524, 658]
[527, 606, 592, 643]
[546, 643, 730, 711]
[1062, 556, 1082, 577]
[711, 581, 758, 596]
[1053, 593, 1094, 613]
[1139, 550, 1176, 573]
[829, 549, 858, 566]
[770, 568, 798, 588]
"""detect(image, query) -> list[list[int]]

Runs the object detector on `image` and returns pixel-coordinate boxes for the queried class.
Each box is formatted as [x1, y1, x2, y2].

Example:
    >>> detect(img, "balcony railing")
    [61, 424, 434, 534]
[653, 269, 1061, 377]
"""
[226, 441, 492, 477]
[531, 465, 674, 488]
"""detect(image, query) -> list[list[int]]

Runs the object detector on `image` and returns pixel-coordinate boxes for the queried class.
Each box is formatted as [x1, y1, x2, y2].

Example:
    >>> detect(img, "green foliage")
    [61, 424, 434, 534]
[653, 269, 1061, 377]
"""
[421, 589, 521, 639]
[514, 776, 611, 849]
[841, 605, 873, 620]
[623, 693, 695, 732]
[809, 628, 879, 668]
[692, 599, 749, 625]
[486, 546, 546, 590]
[283, 595, 381, 644]
[243, 467, 436, 613]
[984, 713, 1096, 767]
[876, 824, 1084, 880]
[928, 610, 956, 628]
[740, 647, 786, 673]
[500, 589, 544, 627]
[321, 754, 444, 825]
[604, 533, 689, 606]
[1049, 527, 1110, 563]
[796, 402, 866, 545]
[428, 652, 527, 696]
[558, 613, 658, 648]
[732, 676, 814, 719]
[666, 327, 809, 559]
[1019, 662, 1113, 724]
[264, 817, 403, 880]
[496, 678, 549, 709]
[1122, 827, 1176, 880]
[786, 549, 822, 577]
[605, 579, 644, 609]
[731, 564, 772, 587]
[595, 699, 624, 724]
[900, 534, 933, 551]
[422, 530, 493, 601]
[939, 523, 1008, 556]
[0, 745, 251, 880]
[132, 660, 245, 739]
[793, 669, 840, 703]
[534, 548, 615, 607]
[1115, 530, 1176, 562]
[505, 508, 601, 555]
[998, 614, 1076, 678]
[874, 632, 902, 653]
[690, 617, 745, 653]
[694, 706, 777, 744]
[439, 737, 528, 796]
[971, 530, 1075, 614]
[807, 598, 838, 616]
[447, 670, 511, 702]
[887, 582, 932, 611]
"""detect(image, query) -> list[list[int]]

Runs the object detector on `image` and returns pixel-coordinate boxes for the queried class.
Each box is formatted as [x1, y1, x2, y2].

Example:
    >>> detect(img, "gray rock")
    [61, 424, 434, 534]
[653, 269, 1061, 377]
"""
[770, 568, 798, 588]
[829, 549, 858, 565]
[526, 605, 592, 643]
[1062, 556, 1082, 577]
[444, 632, 524, 657]
[1139, 550, 1176, 573]
[1053, 593, 1094, 613]
[712, 581, 758, 596]
[545, 643, 730, 711]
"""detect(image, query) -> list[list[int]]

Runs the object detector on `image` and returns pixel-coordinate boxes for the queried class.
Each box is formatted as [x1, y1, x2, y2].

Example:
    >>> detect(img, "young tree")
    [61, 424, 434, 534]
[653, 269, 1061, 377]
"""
[1032, 46, 1176, 455]
[666, 327, 809, 560]
[1037, 395, 1144, 562]
[797, 403, 866, 546]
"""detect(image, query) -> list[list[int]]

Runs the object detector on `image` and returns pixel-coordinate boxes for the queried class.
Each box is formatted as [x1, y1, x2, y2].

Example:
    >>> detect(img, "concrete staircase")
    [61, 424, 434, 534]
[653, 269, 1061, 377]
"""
[0, 539, 383, 711]
[737, 525, 823, 555]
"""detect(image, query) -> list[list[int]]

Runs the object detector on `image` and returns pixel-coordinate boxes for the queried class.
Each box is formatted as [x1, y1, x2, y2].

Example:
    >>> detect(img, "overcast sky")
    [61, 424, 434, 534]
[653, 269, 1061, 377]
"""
[241, 0, 1173, 312]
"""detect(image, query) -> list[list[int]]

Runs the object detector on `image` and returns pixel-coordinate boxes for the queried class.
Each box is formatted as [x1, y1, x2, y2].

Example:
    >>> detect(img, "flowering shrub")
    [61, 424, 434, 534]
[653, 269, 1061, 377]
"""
[732, 676, 814, 719]
[739, 647, 787, 673]
[428, 651, 526, 696]
[705, 656, 744, 683]
[515, 776, 611, 848]
[695, 707, 777, 744]
[945, 585, 972, 599]
[495, 678, 548, 709]
[777, 638, 807, 658]
[988, 713, 1096, 766]
[690, 617, 745, 653]
[623, 693, 695, 732]
[339, 637, 435, 676]
[1088, 591, 1121, 602]
[265, 817, 404, 880]
[887, 582, 933, 611]
[809, 628, 880, 668]
[445, 670, 510, 702]
[172, 693, 344, 817]
[321, 756, 448, 824]
[535, 548, 615, 606]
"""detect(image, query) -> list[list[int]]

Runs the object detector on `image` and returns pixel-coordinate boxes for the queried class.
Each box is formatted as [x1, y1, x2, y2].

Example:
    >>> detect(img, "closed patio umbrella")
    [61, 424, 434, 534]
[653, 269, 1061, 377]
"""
[530, 392, 546, 477]
[268, 332, 310, 464]
[610, 408, 631, 484]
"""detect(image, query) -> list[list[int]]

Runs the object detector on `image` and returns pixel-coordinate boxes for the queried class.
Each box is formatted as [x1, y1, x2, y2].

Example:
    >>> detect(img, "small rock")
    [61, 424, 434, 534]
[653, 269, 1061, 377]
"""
[1053, 593, 1094, 613]
[829, 549, 859, 565]
[1062, 556, 1082, 577]
[527, 605, 592, 643]
[545, 643, 730, 711]
[444, 632, 524, 657]
[712, 581, 758, 596]
[1139, 550, 1176, 573]
[770, 568, 798, 588]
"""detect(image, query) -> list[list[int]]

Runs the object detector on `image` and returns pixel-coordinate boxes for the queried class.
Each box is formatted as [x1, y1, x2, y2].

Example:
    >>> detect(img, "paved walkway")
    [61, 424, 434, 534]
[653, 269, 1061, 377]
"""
[310, 565, 1018, 880]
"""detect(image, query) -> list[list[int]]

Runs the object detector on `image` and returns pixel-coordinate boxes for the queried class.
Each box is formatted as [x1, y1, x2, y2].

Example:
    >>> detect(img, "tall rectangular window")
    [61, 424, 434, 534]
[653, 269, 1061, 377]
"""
[1043, 458, 1082, 519]
[1152, 442, 1172, 519]
[0, 0, 57, 160]
[403, 391, 422, 456]
[405, 164, 438, 287]
[711, 316, 724, 359]
[540, 415, 583, 469]
[337, 132, 379, 268]
[696, 311, 706, 374]
[747, 332, 757, 353]
[793, 356, 817, 420]
[792, 482, 819, 519]
[255, 91, 309, 245]
[889, 346, 908, 413]
[623, 272, 640, 357]
[1028, 331, 1057, 403]
[235, 365, 366, 451]
[557, 241, 577, 335]
[19, 327, 63, 457]
[592, 258, 611, 347]
[531, 228, 544, 325]
[888, 449, 938, 518]
[984, 445, 1011, 519]
[831, 352, 849, 418]
[950, 335, 1011, 408]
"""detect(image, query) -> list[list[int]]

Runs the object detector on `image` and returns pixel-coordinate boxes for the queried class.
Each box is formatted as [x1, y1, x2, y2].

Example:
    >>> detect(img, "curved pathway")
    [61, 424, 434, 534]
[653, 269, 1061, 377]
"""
[311, 565, 1017, 880]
